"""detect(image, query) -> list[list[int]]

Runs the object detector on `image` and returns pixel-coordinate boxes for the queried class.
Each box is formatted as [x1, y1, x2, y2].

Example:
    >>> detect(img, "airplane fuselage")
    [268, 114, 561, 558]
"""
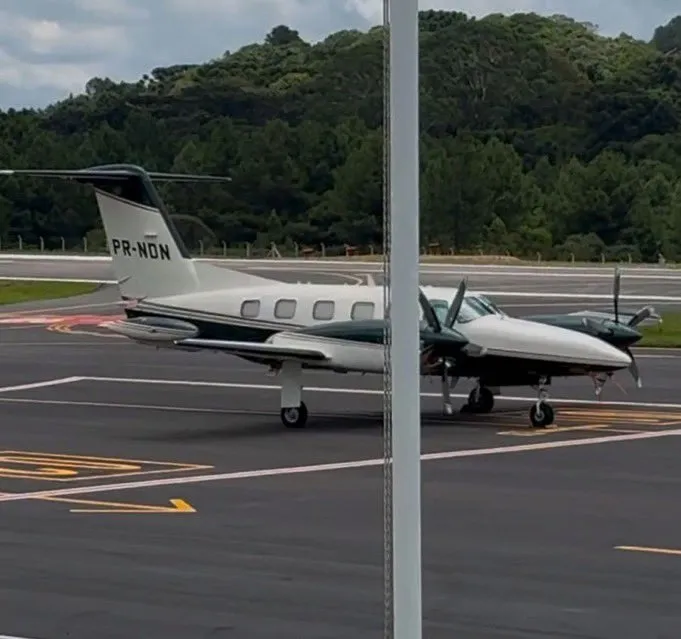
[113, 279, 632, 382]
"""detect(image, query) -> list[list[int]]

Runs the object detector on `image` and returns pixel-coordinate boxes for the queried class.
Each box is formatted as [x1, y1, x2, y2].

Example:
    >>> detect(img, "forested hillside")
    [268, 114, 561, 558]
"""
[1, 11, 681, 261]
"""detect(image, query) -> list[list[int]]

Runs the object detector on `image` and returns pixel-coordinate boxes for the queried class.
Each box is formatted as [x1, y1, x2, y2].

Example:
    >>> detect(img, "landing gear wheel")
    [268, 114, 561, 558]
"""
[281, 402, 308, 429]
[529, 402, 554, 428]
[463, 386, 495, 413]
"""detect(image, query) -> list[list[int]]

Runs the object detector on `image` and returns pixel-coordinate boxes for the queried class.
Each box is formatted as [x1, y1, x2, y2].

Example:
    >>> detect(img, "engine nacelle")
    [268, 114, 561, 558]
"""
[103, 316, 199, 344]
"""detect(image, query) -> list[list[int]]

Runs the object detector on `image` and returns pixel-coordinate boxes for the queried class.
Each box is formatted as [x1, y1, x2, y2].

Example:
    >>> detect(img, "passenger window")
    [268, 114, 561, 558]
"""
[274, 299, 296, 319]
[313, 300, 335, 321]
[351, 301, 375, 320]
[240, 300, 260, 318]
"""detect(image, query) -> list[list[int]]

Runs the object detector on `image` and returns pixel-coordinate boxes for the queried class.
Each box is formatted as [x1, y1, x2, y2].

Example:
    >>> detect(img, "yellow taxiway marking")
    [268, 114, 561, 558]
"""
[0, 490, 195, 514]
[561, 409, 681, 422]
[0, 451, 212, 482]
[498, 408, 681, 436]
[497, 423, 619, 436]
[52, 496, 195, 514]
[615, 545, 681, 556]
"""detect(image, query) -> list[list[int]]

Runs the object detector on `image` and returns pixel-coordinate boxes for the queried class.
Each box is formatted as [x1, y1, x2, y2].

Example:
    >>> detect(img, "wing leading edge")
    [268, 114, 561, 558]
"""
[177, 338, 330, 364]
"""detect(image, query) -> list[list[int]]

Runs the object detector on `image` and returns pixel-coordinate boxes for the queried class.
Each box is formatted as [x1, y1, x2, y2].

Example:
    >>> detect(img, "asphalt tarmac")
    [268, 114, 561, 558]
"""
[2, 292, 681, 638]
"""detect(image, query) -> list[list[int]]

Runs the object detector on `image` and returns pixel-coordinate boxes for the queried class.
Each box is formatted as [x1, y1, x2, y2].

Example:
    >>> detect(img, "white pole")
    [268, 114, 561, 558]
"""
[388, 0, 422, 633]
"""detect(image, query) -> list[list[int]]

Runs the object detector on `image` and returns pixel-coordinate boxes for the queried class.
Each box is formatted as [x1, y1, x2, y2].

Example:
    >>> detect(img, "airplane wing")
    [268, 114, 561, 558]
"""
[177, 338, 330, 366]
[567, 308, 661, 326]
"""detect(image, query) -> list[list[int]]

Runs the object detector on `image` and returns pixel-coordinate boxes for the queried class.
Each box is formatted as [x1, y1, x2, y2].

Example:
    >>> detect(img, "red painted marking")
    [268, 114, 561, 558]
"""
[0, 314, 124, 327]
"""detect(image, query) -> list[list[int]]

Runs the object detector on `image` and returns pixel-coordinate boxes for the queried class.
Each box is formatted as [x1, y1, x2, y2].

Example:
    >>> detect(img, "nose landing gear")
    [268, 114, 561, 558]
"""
[529, 378, 554, 428]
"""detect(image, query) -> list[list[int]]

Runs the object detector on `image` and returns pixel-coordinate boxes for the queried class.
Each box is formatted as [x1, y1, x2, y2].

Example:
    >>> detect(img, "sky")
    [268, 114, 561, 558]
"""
[0, 0, 678, 110]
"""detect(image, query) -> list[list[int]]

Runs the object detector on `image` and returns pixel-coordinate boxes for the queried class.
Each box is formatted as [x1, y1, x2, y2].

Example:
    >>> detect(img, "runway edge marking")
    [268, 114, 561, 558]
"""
[0, 427, 680, 505]
[81, 375, 681, 410]
[0, 377, 83, 393]
[615, 545, 681, 557]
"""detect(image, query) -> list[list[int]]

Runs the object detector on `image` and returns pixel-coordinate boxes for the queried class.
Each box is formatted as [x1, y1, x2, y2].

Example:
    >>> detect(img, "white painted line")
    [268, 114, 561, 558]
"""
[1, 427, 680, 505]
[0, 377, 83, 394]
[0, 276, 115, 284]
[79, 375, 681, 410]
[0, 254, 112, 262]
[475, 291, 681, 301]
[0, 635, 41, 639]
[0, 342, 121, 346]
[0, 397, 255, 415]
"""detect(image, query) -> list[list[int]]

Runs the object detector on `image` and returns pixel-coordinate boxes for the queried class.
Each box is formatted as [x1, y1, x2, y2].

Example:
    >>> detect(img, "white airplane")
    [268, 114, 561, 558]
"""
[1, 164, 634, 429]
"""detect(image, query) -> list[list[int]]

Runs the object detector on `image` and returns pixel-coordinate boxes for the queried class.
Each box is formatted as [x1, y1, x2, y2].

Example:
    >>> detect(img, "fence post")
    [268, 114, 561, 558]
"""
[222, 241, 226, 256]
[61, 237, 65, 251]
[199, 240, 204, 256]
[39, 237, 44, 252]
[18, 235, 22, 251]
[83, 236, 88, 252]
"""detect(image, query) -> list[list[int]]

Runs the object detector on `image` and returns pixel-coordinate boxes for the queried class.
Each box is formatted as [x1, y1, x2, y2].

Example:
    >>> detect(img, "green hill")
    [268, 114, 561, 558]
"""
[2, 11, 681, 261]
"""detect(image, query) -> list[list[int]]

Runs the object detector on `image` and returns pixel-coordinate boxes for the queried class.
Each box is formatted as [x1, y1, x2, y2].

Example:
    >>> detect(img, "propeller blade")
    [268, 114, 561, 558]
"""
[419, 288, 442, 333]
[613, 267, 621, 324]
[444, 279, 468, 328]
[624, 347, 642, 388]
[627, 305, 659, 327]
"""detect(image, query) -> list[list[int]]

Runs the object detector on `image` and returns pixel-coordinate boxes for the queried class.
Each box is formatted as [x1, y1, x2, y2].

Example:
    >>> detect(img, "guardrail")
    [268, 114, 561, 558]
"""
[0, 237, 665, 267]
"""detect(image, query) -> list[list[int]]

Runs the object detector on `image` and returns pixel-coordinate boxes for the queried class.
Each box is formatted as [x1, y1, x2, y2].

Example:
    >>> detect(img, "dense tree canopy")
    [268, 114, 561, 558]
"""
[2, 11, 681, 261]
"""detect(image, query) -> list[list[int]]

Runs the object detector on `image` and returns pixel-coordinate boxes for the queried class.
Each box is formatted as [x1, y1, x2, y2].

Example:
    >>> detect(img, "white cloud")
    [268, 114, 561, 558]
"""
[0, 47, 100, 91]
[73, 0, 149, 19]
[0, 10, 126, 56]
[0, 0, 678, 110]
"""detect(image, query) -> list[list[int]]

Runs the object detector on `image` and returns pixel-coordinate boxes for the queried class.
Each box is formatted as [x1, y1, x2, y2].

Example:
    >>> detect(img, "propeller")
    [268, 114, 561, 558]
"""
[418, 281, 470, 414]
[609, 266, 656, 387]
[611, 266, 660, 328]
[624, 346, 642, 388]
[444, 279, 468, 328]
[419, 288, 442, 333]
[613, 267, 621, 324]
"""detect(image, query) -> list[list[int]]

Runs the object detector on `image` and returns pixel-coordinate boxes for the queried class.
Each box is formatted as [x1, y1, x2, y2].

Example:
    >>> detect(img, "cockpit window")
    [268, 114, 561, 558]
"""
[456, 297, 495, 323]
[470, 295, 506, 317]
[426, 296, 501, 325]
[420, 294, 505, 329]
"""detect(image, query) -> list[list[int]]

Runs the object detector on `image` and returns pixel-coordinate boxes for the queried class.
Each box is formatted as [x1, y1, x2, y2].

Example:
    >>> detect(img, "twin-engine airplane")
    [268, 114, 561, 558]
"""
[1, 164, 636, 429]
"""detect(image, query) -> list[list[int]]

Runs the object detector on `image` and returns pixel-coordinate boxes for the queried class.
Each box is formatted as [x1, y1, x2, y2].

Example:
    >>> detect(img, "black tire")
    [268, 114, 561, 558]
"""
[467, 386, 495, 413]
[529, 402, 554, 428]
[281, 402, 308, 428]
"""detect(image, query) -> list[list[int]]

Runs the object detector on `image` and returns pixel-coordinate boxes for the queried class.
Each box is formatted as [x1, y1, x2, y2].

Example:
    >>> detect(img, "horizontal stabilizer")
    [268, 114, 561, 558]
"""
[0, 166, 231, 184]
[177, 338, 330, 363]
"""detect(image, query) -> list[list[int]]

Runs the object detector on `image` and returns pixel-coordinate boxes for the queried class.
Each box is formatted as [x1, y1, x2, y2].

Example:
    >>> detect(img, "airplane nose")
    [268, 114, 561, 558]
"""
[605, 343, 633, 367]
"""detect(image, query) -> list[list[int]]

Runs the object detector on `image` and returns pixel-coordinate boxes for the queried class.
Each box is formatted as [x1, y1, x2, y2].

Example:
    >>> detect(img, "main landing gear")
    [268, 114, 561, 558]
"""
[276, 361, 308, 428]
[281, 403, 308, 428]
[460, 385, 495, 414]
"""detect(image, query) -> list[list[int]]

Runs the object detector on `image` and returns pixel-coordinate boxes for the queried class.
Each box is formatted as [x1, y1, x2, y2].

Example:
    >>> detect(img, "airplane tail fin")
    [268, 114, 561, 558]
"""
[0, 164, 269, 300]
